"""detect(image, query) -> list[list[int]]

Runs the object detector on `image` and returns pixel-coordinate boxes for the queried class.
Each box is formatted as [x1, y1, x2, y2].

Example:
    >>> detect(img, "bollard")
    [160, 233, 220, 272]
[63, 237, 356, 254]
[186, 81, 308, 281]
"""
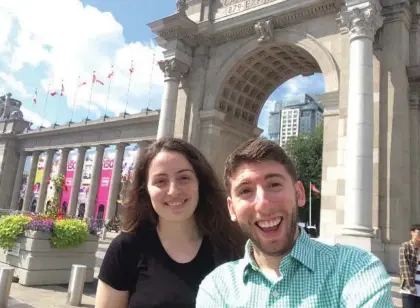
[66, 264, 87, 306]
[101, 226, 107, 240]
[0, 266, 14, 308]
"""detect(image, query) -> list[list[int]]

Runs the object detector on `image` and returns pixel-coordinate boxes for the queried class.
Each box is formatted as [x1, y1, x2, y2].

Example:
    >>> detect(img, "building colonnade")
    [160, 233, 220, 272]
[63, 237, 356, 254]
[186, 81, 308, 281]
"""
[8, 140, 151, 221]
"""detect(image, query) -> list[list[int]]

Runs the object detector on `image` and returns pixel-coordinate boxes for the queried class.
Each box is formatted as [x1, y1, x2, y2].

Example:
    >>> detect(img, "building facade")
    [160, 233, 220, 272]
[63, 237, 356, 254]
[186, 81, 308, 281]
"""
[0, 0, 419, 275]
[268, 93, 324, 146]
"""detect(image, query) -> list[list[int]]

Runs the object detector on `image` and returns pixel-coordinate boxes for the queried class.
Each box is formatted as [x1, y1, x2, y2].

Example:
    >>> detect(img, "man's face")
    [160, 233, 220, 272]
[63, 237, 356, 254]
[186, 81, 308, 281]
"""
[411, 229, 420, 244]
[227, 160, 306, 257]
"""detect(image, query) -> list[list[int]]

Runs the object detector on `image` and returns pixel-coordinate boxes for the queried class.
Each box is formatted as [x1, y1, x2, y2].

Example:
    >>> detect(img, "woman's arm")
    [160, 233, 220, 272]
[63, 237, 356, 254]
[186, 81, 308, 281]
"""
[95, 280, 129, 308]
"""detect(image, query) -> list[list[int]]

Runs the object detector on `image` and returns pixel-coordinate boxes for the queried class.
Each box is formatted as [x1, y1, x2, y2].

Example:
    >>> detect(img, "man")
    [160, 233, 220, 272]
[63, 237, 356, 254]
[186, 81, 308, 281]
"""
[399, 224, 420, 307]
[196, 138, 393, 307]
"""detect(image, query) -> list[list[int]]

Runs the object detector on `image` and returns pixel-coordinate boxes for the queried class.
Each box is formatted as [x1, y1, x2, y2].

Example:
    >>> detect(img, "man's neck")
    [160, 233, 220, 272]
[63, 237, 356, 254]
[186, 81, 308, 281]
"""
[157, 217, 201, 243]
[252, 227, 300, 277]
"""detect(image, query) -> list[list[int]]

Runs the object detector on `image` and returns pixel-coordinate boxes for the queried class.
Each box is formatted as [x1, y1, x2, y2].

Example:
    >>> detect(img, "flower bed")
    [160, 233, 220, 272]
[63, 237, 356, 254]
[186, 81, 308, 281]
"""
[0, 213, 100, 286]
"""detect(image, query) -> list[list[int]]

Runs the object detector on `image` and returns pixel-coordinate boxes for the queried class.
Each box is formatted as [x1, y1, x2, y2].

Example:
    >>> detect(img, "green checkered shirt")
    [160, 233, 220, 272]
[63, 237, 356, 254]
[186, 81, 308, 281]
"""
[196, 229, 393, 307]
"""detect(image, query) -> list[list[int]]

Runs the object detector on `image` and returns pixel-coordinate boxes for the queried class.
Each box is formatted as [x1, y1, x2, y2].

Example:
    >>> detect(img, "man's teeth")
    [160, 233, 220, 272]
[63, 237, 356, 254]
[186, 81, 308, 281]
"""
[257, 218, 282, 228]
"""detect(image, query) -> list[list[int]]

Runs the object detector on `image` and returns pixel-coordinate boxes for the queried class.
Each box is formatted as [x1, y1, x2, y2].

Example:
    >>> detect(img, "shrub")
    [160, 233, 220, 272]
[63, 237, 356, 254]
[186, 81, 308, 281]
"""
[51, 219, 89, 249]
[0, 215, 31, 249]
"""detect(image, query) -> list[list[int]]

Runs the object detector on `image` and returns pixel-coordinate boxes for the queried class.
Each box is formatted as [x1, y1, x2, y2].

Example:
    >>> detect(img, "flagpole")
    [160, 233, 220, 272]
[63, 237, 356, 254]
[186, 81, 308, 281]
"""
[104, 65, 113, 119]
[86, 71, 95, 122]
[70, 76, 80, 124]
[146, 53, 155, 115]
[41, 84, 51, 128]
[309, 182, 312, 227]
[54, 79, 63, 127]
[124, 60, 134, 117]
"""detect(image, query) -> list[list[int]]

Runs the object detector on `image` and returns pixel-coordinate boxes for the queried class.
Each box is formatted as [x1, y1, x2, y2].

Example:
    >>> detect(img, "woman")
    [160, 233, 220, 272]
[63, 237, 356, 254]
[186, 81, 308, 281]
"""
[95, 138, 244, 308]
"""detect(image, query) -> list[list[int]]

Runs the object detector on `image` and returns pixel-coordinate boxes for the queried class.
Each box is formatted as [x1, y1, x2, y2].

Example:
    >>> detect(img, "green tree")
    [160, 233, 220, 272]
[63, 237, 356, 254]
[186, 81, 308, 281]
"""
[284, 123, 323, 226]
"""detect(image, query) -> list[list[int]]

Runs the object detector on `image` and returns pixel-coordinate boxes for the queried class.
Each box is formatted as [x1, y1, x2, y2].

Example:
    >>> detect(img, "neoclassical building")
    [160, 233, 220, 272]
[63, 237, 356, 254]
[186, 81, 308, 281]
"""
[0, 0, 418, 273]
[146, 0, 420, 273]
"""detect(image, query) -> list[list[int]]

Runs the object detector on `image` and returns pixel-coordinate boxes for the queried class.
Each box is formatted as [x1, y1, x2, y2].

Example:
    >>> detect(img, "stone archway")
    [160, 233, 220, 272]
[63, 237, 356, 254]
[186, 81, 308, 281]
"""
[207, 29, 340, 115]
[197, 29, 339, 179]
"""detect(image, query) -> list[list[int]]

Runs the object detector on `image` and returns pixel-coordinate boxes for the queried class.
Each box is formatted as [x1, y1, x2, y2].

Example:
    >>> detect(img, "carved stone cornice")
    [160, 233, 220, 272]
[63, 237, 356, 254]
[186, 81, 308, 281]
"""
[150, 0, 339, 47]
[381, 0, 411, 30]
[254, 18, 274, 44]
[158, 58, 190, 82]
[338, 2, 384, 41]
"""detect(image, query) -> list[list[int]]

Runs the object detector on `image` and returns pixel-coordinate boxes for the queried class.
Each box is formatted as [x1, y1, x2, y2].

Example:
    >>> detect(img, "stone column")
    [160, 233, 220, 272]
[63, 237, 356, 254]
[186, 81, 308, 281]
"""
[105, 143, 126, 220]
[157, 58, 189, 139]
[68, 147, 87, 216]
[58, 148, 71, 177]
[36, 149, 55, 213]
[339, 1, 383, 237]
[22, 151, 41, 211]
[85, 145, 106, 218]
[10, 151, 28, 209]
[410, 88, 420, 223]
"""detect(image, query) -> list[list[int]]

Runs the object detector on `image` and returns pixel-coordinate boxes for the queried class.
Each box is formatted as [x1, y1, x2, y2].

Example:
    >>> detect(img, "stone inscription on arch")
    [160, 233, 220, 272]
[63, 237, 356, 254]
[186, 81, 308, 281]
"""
[218, 0, 287, 18]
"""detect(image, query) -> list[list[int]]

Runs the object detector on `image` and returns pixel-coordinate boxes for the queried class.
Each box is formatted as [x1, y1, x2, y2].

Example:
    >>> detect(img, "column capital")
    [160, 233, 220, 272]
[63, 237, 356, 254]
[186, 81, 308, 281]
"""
[338, 1, 384, 41]
[77, 146, 88, 154]
[32, 150, 41, 157]
[95, 144, 107, 151]
[115, 143, 127, 151]
[409, 88, 420, 110]
[46, 149, 56, 155]
[60, 147, 71, 154]
[158, 58, 190, 82]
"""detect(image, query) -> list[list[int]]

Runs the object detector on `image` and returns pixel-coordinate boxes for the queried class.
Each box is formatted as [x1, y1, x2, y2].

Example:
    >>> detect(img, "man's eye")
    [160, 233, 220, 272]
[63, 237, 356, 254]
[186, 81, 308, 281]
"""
[239, 188, 252, 195]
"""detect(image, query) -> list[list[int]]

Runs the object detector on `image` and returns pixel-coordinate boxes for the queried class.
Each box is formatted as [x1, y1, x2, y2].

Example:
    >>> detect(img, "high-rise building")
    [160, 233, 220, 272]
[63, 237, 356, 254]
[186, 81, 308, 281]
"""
[268, 93, 324, 146]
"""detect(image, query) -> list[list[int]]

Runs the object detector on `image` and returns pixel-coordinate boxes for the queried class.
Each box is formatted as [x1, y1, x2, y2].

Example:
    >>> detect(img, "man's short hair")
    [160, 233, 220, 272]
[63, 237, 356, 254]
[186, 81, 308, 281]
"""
[224, 137, 297, 193]
[410, 224, 420, 232]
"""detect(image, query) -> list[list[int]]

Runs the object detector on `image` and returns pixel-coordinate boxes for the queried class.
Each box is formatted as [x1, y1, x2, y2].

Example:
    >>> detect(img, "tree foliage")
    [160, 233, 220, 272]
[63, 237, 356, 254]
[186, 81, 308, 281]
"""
[284, 123, 323, 225]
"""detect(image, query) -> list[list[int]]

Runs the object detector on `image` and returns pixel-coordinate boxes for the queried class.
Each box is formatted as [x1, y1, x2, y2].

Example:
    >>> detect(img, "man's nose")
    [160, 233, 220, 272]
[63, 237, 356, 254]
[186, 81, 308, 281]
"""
[254, 186, 270, 213]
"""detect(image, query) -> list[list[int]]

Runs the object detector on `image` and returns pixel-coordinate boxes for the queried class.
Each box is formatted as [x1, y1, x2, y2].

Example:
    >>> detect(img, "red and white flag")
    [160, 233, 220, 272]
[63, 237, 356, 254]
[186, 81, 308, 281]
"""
[310, 183, 320, 194]
[129, 60, 134, 74]
[93, 71, 104, 85]
[60, 81, 65, 96]
[33, 89, 37, 104]
[108, 65, 114, 79]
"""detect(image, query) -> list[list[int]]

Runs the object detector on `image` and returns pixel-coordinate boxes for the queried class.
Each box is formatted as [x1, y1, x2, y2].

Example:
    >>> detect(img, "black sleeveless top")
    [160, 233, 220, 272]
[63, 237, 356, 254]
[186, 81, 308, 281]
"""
[98, 228, 215, 307]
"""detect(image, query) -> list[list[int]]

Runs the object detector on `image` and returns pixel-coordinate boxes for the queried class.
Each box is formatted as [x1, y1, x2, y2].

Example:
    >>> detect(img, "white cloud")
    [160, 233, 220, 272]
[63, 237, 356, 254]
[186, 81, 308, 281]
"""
[21, 106, 51, 127]
[0, 72, 30, 98]
[282, 74, 325, 98]
[0, 0, 165, 121]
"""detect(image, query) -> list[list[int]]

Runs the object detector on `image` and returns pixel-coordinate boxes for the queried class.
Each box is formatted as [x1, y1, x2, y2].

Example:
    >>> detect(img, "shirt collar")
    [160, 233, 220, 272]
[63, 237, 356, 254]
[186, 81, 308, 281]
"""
[239, 227, 316, 282]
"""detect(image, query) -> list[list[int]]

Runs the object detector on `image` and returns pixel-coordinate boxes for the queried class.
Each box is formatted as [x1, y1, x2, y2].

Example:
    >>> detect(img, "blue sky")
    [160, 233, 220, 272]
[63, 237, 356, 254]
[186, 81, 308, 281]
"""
[0, 0, 325, 134]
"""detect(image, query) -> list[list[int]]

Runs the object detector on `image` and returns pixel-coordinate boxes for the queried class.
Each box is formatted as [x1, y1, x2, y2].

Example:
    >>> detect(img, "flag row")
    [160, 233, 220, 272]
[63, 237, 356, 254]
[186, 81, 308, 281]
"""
[32, 61, 136, 104]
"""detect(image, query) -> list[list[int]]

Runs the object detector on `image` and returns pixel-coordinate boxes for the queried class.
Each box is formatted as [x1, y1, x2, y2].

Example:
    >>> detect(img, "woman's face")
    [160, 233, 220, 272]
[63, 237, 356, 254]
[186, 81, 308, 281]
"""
[147, 151, 199, 223]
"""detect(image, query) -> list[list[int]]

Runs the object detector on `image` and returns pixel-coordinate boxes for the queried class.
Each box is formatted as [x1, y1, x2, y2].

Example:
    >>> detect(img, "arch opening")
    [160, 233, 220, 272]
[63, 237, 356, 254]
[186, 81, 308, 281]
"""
[215, 43, 323, 127]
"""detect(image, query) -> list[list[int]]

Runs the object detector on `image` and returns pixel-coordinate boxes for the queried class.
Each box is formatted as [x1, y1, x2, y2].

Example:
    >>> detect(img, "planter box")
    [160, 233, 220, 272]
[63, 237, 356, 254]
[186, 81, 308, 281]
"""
[0, 230, 99, 286]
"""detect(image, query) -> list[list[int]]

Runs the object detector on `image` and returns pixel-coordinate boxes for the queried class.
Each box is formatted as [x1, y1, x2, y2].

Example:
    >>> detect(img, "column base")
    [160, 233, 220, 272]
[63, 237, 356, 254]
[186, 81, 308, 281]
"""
[335, 234, 385, 266]
[341, 225, 375, 238]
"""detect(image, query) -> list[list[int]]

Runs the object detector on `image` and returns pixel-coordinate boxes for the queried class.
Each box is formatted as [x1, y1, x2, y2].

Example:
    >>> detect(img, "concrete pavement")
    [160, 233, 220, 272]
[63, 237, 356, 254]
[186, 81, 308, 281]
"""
[6, 232, 403, 307]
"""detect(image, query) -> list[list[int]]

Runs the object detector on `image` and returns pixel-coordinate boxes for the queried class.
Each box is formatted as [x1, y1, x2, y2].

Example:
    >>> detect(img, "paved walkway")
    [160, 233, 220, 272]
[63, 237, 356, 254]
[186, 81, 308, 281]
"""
[6, 232, 403, 307]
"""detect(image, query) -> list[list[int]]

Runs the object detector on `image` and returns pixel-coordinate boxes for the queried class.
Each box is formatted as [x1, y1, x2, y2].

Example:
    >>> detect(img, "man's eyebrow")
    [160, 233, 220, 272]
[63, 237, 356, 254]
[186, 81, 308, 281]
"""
[265, 173, 286, 180]
[234, 173, 286, 188]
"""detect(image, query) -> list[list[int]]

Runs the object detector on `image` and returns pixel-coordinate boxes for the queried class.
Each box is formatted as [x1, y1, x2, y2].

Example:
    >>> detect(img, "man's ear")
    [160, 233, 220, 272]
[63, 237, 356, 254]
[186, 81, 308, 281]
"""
[295, 181, 306, 208]
[227, 197, 237, 222]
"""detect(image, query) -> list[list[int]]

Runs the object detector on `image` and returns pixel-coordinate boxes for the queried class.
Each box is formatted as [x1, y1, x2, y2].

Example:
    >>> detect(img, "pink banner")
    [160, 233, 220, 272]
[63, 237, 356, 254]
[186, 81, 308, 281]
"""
[60, 159, 76, 210]
[95, 157, 114, 219]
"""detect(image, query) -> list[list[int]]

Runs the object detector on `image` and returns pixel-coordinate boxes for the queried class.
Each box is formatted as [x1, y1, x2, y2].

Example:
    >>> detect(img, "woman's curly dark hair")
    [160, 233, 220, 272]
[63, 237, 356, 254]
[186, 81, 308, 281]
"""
[121, 137, 245, 262]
